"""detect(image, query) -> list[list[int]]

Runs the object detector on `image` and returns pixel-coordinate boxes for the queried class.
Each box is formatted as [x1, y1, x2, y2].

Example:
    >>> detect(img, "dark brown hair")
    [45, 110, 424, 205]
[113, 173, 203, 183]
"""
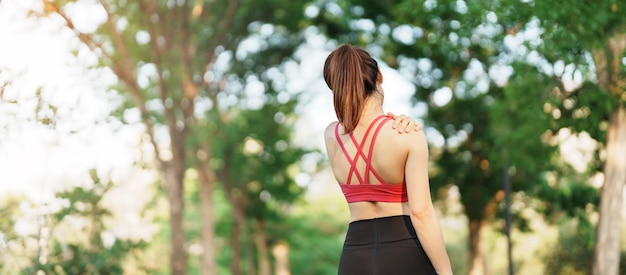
[323, 45, 379, 133]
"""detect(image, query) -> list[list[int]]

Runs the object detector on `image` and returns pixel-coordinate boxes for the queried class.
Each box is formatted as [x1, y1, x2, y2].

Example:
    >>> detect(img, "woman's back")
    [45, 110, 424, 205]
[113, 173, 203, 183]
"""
[324, 115, 415, 222]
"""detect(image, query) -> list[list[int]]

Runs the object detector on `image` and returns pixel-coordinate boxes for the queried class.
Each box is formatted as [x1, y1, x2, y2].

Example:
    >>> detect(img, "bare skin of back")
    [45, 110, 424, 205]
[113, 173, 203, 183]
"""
[324, 112, 417, 222]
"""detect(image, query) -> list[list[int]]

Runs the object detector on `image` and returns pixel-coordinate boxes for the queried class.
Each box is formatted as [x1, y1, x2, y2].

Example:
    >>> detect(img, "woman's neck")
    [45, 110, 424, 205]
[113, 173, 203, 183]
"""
[358, 94, 385, 127]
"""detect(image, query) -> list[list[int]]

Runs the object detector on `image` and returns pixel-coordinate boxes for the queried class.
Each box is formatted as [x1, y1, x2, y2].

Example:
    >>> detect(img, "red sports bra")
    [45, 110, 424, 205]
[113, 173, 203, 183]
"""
[334, 115, 408, 203]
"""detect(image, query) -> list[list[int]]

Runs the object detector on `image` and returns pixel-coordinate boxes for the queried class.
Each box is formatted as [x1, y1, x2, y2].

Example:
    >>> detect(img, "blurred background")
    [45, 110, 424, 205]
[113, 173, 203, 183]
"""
[0, 0, 625, 274]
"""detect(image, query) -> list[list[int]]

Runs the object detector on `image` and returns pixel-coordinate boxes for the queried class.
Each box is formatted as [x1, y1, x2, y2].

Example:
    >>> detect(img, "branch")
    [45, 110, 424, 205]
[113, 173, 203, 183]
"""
[41, 1, 112, 59]
[137, 0, 175, 120]
[38, 1, 167, 176]
[97, 0, 136, 84]
[203, 0, 240, 76]
[196, 0, 240, 129]
[177, 0, 198, 133]
[133, 0, 188, 164]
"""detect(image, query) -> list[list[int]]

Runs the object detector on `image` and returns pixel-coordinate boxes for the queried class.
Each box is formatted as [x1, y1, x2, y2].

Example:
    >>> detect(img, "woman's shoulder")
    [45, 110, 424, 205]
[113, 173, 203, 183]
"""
[324, 121, 339, 140]
[379, 121, 426, 147]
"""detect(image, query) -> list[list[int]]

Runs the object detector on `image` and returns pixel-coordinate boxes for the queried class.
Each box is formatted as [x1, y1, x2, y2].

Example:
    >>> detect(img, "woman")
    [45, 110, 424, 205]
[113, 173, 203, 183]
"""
[323, 45, 453, 275]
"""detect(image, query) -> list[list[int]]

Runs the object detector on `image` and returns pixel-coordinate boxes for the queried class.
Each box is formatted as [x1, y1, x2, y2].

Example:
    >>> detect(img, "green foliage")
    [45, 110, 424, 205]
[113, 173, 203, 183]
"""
[22, 170, 149, 275]
[204, 186, 346, 274]
[284, 208, 345, 275]
[489, 63, 555, 173]
[210, 187, 238, 272]
[196, 91, 317, 272]
[542, 216, 596, 275]
[208, 100, 308, 208]
[0, 67, 64, 134]
[534, 170, 599, 221]
[0, 195, 23, 241]
[548, 81, 617, 147]
[532, 0, 626, 54]
[35, 0, 321, 273]
[0, 195, 27, 273]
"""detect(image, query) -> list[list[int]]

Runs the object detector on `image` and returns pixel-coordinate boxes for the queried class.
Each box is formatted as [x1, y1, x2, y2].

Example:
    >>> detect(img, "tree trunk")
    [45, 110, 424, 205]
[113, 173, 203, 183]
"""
[246, 223, 257, 275]
[164, 164, 186, 275]
[220, 158, 249, 275]
[592, 106, 626, 275]
[254, 217, 272, 275]
[591, 32, 626, 275]
[196, 158, 217, 275]
[468, 219, 486, 275]
[272, 241, 290, 275]
[230, 200, 245, 275]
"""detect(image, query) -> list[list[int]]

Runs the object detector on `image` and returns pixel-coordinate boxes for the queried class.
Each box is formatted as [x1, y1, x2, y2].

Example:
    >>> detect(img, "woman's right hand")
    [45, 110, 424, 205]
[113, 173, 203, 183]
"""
[386, 112, 422, 134]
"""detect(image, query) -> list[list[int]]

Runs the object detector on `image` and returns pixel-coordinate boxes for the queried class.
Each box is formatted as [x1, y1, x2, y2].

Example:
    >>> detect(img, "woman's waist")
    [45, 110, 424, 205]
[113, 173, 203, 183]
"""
[348, 201, 410, 222]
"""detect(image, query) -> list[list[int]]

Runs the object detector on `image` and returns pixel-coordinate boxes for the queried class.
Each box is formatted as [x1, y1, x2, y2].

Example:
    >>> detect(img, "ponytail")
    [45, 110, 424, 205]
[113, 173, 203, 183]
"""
[323, 45, 379, 133]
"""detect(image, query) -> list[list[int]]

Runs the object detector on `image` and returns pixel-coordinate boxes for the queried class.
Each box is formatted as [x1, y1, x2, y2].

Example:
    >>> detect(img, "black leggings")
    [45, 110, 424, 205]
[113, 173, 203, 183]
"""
[338, 215, 437, 275]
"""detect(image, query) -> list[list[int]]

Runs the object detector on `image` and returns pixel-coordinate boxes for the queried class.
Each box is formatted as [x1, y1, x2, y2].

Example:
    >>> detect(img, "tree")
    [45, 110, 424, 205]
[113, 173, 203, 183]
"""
[34, 0, 310, 273]
[23, 170, 148, 275]
[0, 170, 150, 274]
[199, 94, 312, 274]
[502, 1, 626, 274]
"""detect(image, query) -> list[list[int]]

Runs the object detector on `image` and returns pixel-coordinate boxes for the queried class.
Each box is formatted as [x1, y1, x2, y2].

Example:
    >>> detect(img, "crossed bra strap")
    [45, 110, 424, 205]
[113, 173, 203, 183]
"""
[334, 115, 392, 185]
